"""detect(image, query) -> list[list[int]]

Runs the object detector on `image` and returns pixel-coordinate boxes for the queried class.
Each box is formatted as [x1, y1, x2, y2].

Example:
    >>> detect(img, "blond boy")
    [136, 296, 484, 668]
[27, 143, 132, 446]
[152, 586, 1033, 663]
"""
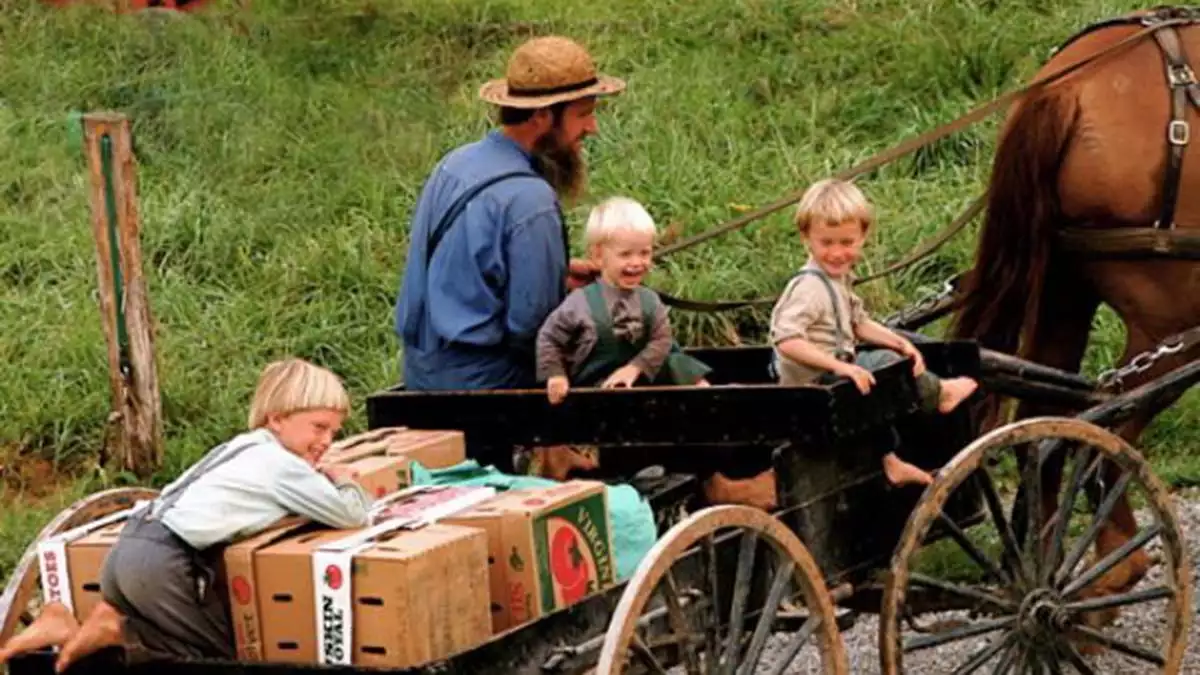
[0, 359, 371, 669]
[770, 179, 978, 487]
[536, 196, 711, 403]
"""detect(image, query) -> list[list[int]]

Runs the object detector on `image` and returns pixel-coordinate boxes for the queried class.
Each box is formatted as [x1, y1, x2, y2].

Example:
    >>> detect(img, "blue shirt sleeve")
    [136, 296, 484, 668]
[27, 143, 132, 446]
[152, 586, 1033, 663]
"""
[504, 207, 567, 358]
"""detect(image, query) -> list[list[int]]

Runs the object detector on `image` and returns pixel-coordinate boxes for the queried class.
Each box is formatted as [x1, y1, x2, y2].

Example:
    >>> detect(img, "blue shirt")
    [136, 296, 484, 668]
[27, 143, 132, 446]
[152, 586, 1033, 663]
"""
[394, 131, 568, 391]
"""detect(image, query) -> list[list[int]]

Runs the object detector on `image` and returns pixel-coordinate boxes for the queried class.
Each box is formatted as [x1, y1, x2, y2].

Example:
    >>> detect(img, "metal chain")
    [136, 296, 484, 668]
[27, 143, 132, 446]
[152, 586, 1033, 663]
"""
[1097, 333, 1190, 392]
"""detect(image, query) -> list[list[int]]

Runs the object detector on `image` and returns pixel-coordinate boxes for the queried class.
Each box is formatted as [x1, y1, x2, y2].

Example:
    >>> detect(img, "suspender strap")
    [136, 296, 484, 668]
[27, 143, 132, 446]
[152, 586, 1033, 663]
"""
[424, 170, 540, 268]
[150, 436, 260, 519]
[793, 269, 855, 362]
[635, 287, 658, 336]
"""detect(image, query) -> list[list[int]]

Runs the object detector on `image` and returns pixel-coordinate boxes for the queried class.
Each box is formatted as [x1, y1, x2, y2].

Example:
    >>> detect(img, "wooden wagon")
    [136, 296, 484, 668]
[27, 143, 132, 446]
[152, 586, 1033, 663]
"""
[2, 334, 1195, 674]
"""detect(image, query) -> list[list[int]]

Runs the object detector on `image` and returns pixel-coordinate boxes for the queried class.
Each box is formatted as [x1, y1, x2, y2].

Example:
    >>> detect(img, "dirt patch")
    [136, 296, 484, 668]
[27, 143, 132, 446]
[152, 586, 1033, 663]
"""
[0, 444, 77, 505]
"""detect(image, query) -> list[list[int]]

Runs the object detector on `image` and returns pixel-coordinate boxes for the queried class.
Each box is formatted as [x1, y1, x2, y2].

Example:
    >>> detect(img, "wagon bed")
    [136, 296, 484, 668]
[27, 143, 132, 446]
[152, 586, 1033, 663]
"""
[5, 337, 1197, 674]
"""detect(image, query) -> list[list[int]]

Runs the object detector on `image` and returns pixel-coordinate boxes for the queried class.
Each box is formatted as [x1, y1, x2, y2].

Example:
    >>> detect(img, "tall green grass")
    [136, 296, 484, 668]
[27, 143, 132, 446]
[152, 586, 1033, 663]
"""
[1, 0, 1195, 581]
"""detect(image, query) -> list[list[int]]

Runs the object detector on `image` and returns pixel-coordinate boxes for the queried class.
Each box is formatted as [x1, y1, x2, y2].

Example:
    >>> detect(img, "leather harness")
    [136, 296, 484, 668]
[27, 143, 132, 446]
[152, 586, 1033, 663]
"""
[1056, 5, 1200, 232]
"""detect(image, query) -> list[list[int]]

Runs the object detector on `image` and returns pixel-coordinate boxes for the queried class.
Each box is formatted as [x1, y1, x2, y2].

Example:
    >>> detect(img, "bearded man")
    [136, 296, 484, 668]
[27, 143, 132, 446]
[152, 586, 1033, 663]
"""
[394, 36, 625, 392]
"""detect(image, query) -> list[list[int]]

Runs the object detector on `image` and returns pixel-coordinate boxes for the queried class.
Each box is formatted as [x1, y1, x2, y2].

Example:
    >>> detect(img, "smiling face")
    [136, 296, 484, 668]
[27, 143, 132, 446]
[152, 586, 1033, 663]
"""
[803, 218, 867, 279]
[592, 228, 655, 290]
[266, 408, 345, 465]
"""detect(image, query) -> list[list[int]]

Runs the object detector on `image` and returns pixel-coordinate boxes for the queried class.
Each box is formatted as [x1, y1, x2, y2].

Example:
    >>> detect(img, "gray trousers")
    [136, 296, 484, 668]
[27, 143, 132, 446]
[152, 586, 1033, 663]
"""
[820, 348, 942, 414]
[100, 510, 235, 663]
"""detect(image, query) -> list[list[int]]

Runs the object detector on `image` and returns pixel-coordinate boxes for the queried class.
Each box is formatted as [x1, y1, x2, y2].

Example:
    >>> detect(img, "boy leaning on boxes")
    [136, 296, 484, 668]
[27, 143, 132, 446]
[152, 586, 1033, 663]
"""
[9, 379, 619, 670]
[0, 358, 374, 671]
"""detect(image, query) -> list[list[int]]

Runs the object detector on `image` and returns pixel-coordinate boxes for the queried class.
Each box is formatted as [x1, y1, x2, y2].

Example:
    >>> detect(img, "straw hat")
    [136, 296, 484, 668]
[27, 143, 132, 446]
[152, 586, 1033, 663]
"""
[479, 36, 626, 109]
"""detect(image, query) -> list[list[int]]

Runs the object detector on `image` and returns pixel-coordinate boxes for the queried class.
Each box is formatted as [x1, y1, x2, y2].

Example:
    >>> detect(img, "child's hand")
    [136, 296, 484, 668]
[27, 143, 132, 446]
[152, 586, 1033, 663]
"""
[547, 376, 570, 405]
[835, 363, 876, 394]
[602, 364, 642, 389]
[900, 341, 927, 377]
[318, 463, 357, 485]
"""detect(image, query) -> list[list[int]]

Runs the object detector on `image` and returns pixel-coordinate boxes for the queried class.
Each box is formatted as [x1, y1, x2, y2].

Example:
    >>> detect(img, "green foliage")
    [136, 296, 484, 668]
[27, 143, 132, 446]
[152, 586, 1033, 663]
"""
[0, 0, 1194, 581]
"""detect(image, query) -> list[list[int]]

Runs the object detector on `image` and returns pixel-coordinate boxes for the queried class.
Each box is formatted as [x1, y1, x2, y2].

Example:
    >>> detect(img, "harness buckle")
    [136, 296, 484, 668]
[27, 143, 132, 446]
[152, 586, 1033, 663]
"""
[1169, 63, 1198, 87]
[1169, 119, 1191, 146]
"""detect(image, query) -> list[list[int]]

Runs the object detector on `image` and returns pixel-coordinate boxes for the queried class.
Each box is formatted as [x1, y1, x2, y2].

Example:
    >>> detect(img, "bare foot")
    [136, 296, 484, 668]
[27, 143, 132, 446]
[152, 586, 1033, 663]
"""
[54, 602, 124, 673]
[882, 453, 934, 487]
[0, 602, 80, 663]
[937, 377, 979, 414]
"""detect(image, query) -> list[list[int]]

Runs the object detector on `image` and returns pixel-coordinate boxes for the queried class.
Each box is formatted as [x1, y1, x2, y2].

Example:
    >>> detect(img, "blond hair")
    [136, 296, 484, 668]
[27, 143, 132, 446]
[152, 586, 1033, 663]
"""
[793, 178, 874, 234]
[584, 196, 657, 249]
[247, 358, 350, 429]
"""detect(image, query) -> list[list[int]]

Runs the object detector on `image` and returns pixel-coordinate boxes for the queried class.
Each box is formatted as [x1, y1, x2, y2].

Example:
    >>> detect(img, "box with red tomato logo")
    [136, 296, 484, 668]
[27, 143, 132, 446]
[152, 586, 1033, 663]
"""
[440, 480, 616, 633]
[222, 516, 315, 661]
[251, 520, 490, 668]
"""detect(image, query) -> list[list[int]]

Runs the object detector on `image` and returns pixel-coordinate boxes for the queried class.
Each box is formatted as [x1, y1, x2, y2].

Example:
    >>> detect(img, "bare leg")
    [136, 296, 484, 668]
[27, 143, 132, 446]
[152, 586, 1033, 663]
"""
[0, 602, 79, 663]
[936, 377, 979, 414]
[881, 453, 934, 487]
[53, 602, 124, 673]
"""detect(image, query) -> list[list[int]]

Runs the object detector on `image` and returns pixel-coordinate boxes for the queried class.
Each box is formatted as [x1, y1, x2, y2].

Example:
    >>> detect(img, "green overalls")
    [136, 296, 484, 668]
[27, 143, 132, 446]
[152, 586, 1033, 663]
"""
[572, 282, 712, 387]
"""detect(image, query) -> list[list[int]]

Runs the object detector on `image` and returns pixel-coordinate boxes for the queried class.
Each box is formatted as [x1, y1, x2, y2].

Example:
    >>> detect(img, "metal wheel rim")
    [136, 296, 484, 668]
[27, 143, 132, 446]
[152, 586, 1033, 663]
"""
[0, 487, 158, 644]
[879, 416, 1192, 674]
[596, 504, 848, 675]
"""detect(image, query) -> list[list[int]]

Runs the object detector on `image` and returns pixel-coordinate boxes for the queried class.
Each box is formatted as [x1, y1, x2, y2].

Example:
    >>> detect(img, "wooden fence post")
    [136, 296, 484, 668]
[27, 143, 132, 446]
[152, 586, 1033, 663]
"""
[81, 112, 163, 478]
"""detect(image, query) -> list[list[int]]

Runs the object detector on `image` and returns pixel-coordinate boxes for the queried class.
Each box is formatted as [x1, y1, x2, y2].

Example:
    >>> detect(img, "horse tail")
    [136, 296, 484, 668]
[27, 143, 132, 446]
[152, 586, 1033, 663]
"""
[952, 88, 1079, 357]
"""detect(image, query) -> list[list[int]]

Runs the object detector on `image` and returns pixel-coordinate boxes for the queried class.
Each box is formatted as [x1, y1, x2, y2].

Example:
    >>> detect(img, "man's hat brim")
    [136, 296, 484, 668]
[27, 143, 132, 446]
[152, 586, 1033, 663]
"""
[479, 73, 626, 109]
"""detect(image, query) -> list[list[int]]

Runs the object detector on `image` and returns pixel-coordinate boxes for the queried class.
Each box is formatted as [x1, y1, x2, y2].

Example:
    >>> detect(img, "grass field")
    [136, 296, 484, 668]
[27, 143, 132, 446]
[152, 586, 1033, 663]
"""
[1, 0, 1196, 582]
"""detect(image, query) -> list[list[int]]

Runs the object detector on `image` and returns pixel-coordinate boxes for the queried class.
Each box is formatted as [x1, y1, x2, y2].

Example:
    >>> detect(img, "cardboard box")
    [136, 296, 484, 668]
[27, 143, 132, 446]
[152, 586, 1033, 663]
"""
[37, 503, 147, 621]
[223, 517, 315, 661]
[340, 454, 411, 500]
[368, 485, 498, 526]
[255, 523, 491, 668]
[63, 521, 125, 623]
[441, 480, 616, 632]
[325, 427, 407, 463]
[323, 428, 465, 492]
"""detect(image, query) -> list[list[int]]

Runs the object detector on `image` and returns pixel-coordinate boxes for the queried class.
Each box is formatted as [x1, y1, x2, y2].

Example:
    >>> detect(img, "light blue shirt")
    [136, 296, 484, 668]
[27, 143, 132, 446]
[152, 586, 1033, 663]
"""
[159, 429, 371, 550]
[394, 131, 568, 390]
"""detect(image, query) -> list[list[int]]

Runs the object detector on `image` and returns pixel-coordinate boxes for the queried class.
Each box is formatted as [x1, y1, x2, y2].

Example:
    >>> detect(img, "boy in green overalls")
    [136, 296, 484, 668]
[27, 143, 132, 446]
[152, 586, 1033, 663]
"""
[536, 196, 711, 403]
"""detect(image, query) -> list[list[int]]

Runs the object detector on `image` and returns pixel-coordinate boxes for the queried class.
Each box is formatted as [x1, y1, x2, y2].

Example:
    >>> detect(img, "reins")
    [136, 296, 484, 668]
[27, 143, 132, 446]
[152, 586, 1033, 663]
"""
[649, 16, 1187, 313]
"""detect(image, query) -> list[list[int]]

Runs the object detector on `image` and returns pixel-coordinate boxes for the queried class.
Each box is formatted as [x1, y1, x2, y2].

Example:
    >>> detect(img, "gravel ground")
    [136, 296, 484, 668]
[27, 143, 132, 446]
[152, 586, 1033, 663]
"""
[750, 490, 1200, 674]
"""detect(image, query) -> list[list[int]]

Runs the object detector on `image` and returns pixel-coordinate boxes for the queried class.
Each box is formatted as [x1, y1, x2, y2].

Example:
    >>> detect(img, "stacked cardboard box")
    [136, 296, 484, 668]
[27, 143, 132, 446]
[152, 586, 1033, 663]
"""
[36, 502, 150, 624]
[226, 484, 497, 666]
[322, 427, 466, 494]
[442, 480, 618, 633]
[39, 473, 619, 668]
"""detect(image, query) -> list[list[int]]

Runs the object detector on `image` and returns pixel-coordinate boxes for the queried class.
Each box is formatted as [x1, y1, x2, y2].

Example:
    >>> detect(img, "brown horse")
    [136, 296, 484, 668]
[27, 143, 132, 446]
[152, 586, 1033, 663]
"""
[952, 8, 1200, 615]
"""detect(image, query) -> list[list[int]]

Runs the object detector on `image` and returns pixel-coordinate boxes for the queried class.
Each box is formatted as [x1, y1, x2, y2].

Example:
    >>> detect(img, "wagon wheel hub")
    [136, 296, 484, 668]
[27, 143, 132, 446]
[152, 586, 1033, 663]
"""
[1017, 588, 1070, 636]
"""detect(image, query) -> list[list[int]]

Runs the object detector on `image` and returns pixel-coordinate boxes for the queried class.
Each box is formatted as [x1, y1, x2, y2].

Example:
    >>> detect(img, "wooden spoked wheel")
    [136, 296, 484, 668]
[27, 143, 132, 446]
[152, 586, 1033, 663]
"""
[881, 417, 1191, 674]
[0, 487, 158, 644]
[596, 505, 848, 675]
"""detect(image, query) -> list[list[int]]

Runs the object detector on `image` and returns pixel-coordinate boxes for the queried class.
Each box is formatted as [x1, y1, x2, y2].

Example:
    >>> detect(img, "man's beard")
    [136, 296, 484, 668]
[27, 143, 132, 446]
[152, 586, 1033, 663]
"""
[531, 130, 587, 205]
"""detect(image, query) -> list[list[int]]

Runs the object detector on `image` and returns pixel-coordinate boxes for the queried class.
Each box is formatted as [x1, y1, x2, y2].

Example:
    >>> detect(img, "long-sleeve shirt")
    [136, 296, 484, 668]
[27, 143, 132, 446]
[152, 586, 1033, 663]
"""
[536, 282, 672, 383]
[394, 131, 568, 391]
[159, 428, 371, 550]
